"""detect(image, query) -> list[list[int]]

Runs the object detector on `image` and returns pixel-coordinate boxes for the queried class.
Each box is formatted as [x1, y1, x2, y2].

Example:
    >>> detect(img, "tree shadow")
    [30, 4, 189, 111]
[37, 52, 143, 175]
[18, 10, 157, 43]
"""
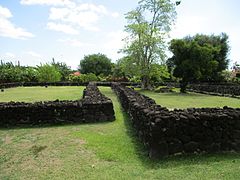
[0, 120, 114, 131]
[121, 105, 240, 170]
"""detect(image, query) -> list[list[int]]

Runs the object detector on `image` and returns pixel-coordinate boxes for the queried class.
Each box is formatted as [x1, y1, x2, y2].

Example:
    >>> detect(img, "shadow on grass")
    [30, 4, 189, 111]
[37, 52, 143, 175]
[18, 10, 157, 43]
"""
[0, 120, 115, 131]
[121, 105, 240, 170]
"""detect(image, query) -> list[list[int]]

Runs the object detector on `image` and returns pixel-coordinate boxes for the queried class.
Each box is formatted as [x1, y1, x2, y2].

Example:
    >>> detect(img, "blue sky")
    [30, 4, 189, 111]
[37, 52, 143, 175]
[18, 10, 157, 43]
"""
[0, 0, 239, 69]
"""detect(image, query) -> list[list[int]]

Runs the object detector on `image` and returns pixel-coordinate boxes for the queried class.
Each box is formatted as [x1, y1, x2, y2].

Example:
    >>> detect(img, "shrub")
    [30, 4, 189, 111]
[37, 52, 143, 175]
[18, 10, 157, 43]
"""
[37, 64, 61, 82]
[68, 73, 99, 83]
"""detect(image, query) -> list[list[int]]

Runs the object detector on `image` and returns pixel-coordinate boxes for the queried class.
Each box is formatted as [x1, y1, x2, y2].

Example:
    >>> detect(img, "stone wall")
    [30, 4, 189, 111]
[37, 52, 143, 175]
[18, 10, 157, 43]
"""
[0, 83, 115, 127]
[0, 82, 140, 89]
[188, 83, 240, 97]
[112, 83, 240, 158]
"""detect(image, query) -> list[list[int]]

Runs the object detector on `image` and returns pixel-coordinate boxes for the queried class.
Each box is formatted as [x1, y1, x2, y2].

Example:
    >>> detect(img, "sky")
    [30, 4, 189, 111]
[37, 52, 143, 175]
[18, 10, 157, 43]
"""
[0, 0, 239, 69]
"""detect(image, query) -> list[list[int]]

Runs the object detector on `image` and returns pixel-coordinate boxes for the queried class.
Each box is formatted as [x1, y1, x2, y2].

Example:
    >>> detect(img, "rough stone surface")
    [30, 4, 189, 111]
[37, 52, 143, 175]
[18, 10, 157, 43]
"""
[188, 83, 240, 97]
[0, 83, 115, 127]
[112, 83, 240, 158]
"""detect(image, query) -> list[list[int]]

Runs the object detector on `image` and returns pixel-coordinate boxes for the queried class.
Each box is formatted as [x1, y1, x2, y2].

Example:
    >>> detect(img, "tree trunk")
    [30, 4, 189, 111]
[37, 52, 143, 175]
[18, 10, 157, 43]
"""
[180, 80, 188, 93]
[141, 75, 152, 90]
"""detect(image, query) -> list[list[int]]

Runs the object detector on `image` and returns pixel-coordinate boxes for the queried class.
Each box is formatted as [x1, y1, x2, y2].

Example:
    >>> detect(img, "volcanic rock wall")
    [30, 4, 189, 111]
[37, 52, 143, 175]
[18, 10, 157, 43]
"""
[0, 83, 115, 127]
[0, 82, 140, 89]
[188, 83, 240, 97]
[112, 83, 240, 158]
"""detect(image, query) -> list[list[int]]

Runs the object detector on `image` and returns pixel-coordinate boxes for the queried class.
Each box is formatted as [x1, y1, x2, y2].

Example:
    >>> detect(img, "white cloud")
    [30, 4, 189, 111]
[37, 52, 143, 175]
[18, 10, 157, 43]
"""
[5, 52, 16, 58]
[0, 6, 12, 18]
[170, 16, 206, 39]
[47, 22, 79, 34]
[48, 3, 119, 32]
[111, 12, 120, 18]
[25, 51, 42, 58]
[102, 30, 128, 60]
[20, 0, 73, 6]
[0, 52, 16, 60]
[58, 38, 92, 47]
[20, 1, 120, 33]
[0, 5, 34, 39]
[104, 30, 127, 50]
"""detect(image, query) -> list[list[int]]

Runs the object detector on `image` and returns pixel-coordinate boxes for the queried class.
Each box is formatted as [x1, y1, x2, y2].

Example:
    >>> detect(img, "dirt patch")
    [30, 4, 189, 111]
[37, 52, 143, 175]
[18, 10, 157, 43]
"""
[4, 135, 12, 144]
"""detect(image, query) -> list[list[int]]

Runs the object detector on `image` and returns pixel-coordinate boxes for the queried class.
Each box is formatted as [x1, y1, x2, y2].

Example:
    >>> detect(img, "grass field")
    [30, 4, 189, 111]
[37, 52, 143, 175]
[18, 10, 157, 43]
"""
[139, 90, 240, 109]
[0, 87, 240, 179]
[0, 86, 84, 102]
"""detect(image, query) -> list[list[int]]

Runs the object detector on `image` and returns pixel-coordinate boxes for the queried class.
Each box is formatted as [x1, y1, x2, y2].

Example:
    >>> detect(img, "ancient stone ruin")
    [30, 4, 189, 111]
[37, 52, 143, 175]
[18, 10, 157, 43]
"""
[0, 83, 115, 127]
[112, 83, 240, 158]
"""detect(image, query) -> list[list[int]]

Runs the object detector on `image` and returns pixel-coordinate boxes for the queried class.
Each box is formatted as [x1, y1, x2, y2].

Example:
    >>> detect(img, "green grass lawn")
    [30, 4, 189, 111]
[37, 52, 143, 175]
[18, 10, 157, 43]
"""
[1, 87, 240, 179]
[0, 86, 84, 102]
[138, 90, 240, 109]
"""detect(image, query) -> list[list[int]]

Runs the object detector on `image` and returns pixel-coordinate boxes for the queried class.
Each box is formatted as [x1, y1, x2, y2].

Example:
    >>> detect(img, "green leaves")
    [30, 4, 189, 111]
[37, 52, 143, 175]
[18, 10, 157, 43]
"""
[169, 33, 230, 92]
[123, 0, 176, 89]
[37, 64, 61, 82]
[79, 53, 112, 76]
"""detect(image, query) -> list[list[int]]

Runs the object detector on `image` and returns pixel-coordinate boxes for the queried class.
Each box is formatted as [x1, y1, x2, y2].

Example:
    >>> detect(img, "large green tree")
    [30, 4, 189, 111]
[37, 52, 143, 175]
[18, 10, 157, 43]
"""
[79, 53, 112, 76]
[169, 33, 230, 92]
[123, 0, 176, 89]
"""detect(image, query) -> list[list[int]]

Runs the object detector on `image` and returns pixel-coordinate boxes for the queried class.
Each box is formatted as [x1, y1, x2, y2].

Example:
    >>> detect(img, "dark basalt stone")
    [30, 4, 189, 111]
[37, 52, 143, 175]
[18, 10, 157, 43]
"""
[188, 83, 240, 97]
[112, 82, 240, 158]
[0, 83, 115, 127]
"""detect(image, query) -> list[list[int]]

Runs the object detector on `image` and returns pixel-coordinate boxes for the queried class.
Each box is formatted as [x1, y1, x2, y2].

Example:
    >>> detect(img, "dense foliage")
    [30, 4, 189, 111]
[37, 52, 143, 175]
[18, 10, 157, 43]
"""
[51, 59, 72, 81]
[168, 33, 230, 92]
[37, 64, 62, 82]
[123, 0, 176, 89]
[0, 61, 38, 83]
[79, 53, 112, 76]
[68, 73, 98, 83]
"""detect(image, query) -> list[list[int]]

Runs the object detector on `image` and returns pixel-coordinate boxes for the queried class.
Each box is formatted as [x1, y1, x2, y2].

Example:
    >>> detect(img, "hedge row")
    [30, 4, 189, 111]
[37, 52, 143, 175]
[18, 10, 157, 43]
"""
[188, 84, 240, 97]
[0, 83, 115, 127]
[0, 82, 141, 89]
[112, 83, 240, 158]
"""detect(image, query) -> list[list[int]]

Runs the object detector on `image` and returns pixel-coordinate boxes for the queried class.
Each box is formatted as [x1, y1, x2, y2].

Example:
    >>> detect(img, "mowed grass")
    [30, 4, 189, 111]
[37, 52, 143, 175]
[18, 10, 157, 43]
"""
[1, 87, 240, 179]
[138, 90, 240, 109]
[0, 86, 84, 102]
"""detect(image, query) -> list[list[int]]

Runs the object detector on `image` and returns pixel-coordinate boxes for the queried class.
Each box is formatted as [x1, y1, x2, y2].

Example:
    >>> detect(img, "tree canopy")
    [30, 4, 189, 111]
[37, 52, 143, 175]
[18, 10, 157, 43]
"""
[168, 33, 230, 92]
[37, 63, 61, 82]
[51, 58, 72, 81]
[123, 0, 176, 89]
[79, 53, 112, 76]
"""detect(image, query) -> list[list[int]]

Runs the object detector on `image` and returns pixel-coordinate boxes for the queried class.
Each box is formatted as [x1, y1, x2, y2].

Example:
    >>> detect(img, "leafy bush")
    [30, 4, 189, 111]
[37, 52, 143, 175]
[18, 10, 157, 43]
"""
[68, 73, 99, 83]
[0, 61, 39, 83]
[37, 64, 61, 82]
[79, 53, 112, 76]
[105, 75, 129, 82]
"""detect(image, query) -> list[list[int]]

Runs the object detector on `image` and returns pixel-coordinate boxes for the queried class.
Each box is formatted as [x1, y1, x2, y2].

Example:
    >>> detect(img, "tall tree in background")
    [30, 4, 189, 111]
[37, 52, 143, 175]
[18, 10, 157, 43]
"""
[123, 0, 176, 89]
[169, 33, 230, 92]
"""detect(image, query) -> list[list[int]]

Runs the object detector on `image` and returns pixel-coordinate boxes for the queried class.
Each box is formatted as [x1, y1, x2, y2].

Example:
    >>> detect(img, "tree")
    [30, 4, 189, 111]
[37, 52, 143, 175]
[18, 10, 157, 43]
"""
[37, 63, 61, 82]
[51, 58, 72, 81]
[21, 67, 39, 82]
[79, 53, 112, 76]
[169, 33, 230, 92]
[116, 56, 141, 78]
[149, 64, 170, 84]
[123, 0, 176, 89]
